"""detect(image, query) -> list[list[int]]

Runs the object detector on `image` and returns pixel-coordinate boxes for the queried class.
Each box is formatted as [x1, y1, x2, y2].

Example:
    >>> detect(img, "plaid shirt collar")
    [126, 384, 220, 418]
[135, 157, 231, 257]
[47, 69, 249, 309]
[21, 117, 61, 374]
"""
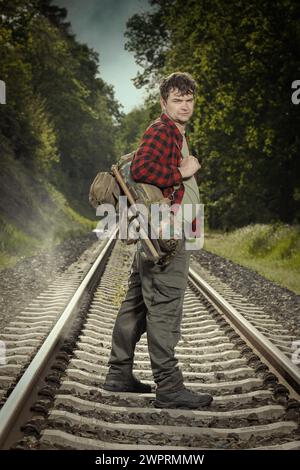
[160, 113, 184, 145]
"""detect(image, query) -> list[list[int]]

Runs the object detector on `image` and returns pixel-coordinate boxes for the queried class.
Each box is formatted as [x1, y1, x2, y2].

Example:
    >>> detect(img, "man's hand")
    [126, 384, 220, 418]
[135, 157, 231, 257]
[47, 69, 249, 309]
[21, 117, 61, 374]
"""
[179, 155, 201, 179]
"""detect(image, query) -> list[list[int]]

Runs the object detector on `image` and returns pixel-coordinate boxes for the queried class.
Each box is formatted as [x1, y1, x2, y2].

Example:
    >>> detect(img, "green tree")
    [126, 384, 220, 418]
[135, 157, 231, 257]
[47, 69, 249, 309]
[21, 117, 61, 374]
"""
[0, 0, 121, 216]
[115, 97, 160, 156]
[125, 0, 300, 228]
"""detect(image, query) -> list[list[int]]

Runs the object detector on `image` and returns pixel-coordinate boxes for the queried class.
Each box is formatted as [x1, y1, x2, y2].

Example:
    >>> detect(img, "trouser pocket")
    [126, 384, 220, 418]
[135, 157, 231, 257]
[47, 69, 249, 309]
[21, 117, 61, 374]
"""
[150, 275, 186, 348]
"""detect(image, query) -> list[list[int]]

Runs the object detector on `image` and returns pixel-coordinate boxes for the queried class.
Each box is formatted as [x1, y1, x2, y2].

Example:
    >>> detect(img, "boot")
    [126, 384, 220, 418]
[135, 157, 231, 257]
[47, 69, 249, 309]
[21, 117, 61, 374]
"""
[103, 373, 152, 393]
[154, 387, 213, 409]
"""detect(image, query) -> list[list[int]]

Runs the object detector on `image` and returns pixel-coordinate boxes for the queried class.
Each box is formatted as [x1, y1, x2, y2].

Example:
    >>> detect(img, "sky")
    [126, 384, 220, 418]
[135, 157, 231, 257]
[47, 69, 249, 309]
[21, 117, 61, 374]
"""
[55, 0, 152, 113]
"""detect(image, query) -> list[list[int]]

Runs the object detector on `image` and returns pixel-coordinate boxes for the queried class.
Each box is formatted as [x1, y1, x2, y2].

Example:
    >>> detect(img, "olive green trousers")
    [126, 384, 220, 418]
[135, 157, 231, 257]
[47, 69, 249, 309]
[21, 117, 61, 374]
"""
[106, 241, 191, 392]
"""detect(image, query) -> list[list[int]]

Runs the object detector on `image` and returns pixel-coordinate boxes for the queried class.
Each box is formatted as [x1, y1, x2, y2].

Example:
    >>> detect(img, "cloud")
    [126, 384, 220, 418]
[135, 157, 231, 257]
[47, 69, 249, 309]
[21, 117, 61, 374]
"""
[55, 0, 151, 112]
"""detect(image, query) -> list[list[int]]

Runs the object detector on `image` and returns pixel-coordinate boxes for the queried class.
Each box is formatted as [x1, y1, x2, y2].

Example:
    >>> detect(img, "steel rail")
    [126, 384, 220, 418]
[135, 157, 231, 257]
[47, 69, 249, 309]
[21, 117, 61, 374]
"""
[0, 227, 118, 448]
[188, 266, 300, 395]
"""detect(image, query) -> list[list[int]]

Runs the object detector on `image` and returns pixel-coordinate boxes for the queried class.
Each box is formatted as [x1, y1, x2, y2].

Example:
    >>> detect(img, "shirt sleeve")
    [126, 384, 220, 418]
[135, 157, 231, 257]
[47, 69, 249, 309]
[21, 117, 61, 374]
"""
[130, 125, 182, 188]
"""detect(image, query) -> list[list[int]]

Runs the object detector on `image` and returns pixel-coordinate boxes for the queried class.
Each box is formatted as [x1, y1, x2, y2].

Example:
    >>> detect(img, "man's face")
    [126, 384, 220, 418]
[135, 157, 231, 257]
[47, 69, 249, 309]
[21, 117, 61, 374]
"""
[161, 88, 194, 125]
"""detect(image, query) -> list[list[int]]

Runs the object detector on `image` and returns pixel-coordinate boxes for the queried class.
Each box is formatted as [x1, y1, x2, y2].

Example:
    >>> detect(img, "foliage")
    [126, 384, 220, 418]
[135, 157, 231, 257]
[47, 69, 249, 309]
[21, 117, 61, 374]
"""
[125, 0, 300, 228]
[115, 97, 160, 156]
[204, 223, 300, 293]
[0, 0, 121, 216]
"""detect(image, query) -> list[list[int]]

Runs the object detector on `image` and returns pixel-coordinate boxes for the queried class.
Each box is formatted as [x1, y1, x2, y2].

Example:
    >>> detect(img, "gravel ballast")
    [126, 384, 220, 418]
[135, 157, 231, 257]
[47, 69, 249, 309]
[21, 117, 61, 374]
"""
[192, 250, 300, 337]
[0, 233, 99, 331]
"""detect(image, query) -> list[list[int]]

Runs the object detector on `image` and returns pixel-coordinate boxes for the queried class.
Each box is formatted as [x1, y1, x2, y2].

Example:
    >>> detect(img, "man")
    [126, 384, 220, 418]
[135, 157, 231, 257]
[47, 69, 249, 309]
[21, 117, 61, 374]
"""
[103, 72, 213, 409]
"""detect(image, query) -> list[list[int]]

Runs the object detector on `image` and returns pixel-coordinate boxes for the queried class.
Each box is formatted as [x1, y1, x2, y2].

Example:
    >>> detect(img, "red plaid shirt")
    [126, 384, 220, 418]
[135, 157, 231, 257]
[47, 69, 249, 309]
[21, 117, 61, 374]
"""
[131, 112, 185, 204]
[131, 113, 200, 235]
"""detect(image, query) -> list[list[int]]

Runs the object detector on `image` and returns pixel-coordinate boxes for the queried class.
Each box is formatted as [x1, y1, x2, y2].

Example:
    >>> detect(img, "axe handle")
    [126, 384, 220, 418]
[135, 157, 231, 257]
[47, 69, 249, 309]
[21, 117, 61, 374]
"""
[111, 165, 160, 262]
[111, 165, 136, 206]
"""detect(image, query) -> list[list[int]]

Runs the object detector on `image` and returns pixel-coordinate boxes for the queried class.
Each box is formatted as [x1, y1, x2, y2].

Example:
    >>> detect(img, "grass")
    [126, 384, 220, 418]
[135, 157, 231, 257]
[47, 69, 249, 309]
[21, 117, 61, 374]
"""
[203, 223, 300, 294]
[0, 152, 96, 270]
[0, 202, 94, 270]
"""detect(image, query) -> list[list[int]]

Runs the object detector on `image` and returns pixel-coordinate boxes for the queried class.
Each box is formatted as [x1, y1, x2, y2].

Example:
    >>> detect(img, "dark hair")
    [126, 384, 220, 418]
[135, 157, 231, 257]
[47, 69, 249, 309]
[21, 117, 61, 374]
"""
[159, 72, 197, 101]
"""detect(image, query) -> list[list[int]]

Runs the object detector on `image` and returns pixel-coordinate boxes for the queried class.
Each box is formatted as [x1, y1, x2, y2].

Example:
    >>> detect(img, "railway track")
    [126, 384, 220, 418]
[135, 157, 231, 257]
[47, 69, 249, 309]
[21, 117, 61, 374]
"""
[0, 232, 300, 450]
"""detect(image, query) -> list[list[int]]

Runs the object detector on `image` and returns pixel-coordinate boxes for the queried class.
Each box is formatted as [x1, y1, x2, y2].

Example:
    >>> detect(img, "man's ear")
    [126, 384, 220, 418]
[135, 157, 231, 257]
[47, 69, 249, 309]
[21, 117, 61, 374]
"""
[160, 97, 166, 111]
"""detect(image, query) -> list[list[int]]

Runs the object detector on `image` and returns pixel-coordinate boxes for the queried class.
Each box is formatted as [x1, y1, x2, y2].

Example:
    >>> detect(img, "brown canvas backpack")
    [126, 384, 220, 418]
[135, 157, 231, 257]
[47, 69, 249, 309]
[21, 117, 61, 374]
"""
[116, 152, 171, 207]
[89, 152, 170, 210]
[89, 152, 182, 265]
[88, 171, 121, 209]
